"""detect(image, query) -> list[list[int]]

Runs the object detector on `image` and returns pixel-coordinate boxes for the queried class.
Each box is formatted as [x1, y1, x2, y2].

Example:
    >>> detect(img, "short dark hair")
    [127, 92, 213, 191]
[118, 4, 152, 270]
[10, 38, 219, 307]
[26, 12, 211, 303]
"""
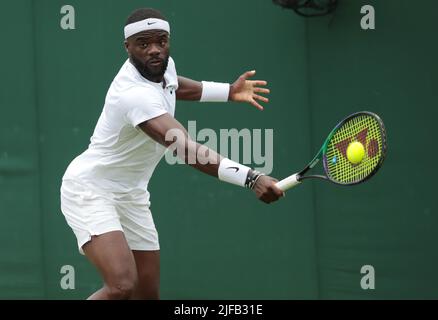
[125, 8, 167, 26]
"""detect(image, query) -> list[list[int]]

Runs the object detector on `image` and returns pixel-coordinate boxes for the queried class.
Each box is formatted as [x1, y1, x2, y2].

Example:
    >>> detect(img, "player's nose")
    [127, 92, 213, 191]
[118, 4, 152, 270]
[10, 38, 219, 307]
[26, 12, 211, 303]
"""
[148, 43, 161, 55]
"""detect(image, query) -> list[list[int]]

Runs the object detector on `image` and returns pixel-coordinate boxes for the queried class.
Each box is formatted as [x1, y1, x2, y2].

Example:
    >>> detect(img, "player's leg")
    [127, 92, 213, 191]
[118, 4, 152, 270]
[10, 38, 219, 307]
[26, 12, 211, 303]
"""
[116, 200, 161, 300]
[60, 180, 138, 299]
[82, 231, 138, 300]
[131, 250, 160, 300]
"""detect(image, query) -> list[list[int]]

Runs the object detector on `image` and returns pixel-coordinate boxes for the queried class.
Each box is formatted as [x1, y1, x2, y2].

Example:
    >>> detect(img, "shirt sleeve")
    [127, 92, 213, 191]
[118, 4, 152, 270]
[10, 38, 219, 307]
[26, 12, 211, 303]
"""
[164, 57, 178, 90]
[121, 86, 168, 127]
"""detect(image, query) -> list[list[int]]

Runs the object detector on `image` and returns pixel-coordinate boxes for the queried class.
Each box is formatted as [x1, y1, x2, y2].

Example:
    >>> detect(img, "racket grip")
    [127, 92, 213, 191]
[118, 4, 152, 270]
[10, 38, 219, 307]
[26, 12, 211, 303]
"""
[275, 173, 301, 192]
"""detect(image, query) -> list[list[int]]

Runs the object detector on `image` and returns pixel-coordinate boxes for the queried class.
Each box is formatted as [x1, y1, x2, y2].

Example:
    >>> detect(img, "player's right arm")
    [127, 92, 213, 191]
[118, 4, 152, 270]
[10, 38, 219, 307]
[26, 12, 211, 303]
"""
[138, 114, 284, 204]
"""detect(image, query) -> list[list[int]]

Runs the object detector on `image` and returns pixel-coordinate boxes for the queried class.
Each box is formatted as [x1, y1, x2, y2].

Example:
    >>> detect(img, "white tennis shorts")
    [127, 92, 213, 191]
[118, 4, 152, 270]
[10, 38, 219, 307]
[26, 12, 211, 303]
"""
[60, 179, 159, 255]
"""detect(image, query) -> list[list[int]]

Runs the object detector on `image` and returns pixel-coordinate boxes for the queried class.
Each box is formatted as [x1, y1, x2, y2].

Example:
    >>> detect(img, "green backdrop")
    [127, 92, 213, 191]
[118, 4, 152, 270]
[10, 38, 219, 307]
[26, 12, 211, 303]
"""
[0, 0, 436, 299]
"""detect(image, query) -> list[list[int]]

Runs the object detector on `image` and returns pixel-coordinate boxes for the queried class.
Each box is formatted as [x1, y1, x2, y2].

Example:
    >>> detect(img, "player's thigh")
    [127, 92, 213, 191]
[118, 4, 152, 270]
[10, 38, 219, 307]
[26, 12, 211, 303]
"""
[132, 250, 160, 299]
[115, 200, 160, 298]
[117, 201, 160, 252]
[83, 231, 137, 287]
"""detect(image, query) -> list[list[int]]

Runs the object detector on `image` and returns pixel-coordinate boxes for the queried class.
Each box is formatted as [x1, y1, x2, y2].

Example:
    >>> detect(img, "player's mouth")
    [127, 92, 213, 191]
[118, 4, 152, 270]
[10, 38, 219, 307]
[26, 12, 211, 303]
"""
[148, 59, 163, 67]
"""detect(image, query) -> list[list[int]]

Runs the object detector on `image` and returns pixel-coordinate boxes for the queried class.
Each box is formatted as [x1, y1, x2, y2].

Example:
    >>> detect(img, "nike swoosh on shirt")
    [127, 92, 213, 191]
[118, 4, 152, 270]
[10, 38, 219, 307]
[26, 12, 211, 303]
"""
[226, 167, 239, 172]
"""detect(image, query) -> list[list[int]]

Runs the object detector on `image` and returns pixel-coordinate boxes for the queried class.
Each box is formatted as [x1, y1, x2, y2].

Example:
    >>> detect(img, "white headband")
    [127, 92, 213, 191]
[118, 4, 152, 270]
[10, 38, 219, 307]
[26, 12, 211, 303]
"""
[124, 18, 170, 39]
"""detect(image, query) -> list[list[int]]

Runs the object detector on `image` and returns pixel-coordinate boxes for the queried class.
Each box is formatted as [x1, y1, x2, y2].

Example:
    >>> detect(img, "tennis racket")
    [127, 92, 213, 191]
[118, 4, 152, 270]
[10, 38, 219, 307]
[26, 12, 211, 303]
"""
[275, 111, 387, 191]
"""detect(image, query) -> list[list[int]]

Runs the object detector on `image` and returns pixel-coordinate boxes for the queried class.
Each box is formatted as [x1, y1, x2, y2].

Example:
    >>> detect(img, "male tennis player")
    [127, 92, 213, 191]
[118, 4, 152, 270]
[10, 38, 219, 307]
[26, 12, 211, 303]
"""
[60, 8, 284, 300]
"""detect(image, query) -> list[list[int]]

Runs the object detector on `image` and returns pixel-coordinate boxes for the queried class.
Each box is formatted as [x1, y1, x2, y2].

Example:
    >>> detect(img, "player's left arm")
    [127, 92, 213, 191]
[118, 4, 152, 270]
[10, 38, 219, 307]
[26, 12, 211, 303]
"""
[176, 71, 270, 110]
[175, 76, 202, 100]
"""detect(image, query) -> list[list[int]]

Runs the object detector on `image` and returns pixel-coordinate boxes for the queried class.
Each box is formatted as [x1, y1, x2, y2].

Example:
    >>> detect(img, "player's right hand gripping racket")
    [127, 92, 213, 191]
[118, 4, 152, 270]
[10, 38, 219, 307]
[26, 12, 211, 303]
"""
[275, 111, 387, 192]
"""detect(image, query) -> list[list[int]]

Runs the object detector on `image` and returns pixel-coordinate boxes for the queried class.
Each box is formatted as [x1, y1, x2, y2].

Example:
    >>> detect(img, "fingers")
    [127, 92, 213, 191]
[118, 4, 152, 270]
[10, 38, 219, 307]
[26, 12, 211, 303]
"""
[252, 80, 268, 87]
[258, 182, 285, 204]
[253, 94, 269, 103]
[241, 70, 256, 80]
[240, 71, 268, 87]
[250, 82, 269, 110]
[270, 182, 285, 198]
[234, 71, 270, 110]
[253, 87, 270, 94]
[250, 99, 264, 111]
[260, 192, 283, 204]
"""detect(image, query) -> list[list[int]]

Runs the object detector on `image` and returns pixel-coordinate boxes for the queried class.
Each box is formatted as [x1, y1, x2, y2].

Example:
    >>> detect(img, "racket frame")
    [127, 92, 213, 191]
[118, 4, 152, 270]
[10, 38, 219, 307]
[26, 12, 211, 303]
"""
[322, 111, 387, 186]
[276, 111, 387, 191]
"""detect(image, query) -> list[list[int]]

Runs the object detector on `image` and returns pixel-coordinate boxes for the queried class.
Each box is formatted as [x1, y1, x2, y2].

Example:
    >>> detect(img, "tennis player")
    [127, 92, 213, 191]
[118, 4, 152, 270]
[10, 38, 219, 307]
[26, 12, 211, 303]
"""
[60, 8, 284, 300]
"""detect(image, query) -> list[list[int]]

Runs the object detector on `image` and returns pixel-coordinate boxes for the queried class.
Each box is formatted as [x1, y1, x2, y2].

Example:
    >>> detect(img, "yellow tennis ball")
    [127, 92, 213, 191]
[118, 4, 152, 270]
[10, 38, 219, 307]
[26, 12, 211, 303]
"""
[346, 141, 365, 164]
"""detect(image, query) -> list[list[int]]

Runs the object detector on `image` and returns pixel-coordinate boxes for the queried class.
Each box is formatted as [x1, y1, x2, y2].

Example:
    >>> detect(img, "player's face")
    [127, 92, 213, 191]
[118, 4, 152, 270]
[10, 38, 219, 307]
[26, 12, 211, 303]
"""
[125, 30, 170, 82]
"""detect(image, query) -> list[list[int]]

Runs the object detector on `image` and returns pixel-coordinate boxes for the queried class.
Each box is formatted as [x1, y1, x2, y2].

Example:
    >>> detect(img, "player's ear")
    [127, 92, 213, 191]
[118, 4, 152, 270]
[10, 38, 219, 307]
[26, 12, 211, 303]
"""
[124, 40, 129, 53]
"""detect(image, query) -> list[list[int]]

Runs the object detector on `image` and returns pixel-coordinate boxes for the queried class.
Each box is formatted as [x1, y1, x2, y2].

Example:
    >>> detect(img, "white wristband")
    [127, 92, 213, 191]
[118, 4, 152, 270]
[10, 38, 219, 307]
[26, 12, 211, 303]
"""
[218, 158, 251, 187]
[200, 81, 230, 102]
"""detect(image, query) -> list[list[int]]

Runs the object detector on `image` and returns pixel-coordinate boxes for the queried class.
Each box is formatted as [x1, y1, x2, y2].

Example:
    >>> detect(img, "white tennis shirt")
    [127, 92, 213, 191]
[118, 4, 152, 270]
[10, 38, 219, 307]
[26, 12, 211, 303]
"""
[63, 57, 178, 199]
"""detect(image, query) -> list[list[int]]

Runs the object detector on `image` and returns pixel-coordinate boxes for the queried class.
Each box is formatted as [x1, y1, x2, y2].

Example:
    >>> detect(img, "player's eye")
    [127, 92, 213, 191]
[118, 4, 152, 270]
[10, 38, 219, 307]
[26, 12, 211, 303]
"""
[160, 38, 168, 46]
[140, 43, 148, 48]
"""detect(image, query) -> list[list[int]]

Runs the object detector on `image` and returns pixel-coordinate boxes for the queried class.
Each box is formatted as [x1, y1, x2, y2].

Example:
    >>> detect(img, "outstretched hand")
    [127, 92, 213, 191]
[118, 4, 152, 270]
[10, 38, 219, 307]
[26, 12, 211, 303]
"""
[229, 70, 270, 110]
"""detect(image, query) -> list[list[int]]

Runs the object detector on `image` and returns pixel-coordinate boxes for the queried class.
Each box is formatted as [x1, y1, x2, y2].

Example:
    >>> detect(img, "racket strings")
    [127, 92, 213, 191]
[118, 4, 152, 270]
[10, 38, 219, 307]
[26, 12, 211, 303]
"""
[325, 114, 384, 184]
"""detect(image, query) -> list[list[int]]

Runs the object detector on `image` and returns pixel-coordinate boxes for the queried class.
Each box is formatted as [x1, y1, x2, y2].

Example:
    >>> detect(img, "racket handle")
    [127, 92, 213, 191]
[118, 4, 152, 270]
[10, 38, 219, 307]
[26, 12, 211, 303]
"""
[275, 173, 301, 192]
